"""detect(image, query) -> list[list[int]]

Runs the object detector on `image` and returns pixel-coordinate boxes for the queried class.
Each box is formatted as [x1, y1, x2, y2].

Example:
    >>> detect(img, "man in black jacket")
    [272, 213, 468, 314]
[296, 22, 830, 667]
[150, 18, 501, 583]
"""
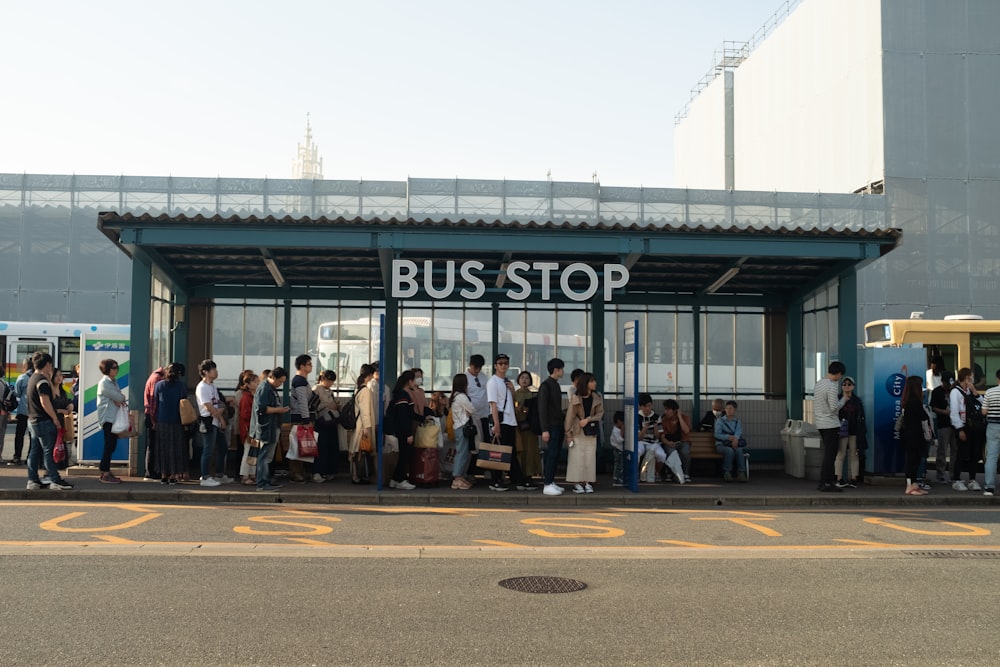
[538, 357, 565, 496]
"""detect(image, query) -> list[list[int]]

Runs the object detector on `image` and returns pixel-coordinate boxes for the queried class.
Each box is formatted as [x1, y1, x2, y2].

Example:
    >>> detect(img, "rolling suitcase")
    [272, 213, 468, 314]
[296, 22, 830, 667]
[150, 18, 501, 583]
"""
[410, 447, 440, 487]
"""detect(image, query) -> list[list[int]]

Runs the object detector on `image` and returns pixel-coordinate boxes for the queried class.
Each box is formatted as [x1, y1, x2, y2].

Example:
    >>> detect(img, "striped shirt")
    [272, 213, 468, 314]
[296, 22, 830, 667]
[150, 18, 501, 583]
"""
[812, 377, 842, 429]
[983, 385, 1000, 424]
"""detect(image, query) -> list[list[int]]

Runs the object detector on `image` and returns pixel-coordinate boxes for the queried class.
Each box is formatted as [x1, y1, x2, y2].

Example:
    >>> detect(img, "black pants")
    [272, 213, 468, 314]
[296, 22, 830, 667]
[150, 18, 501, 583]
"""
[819, 427, 839, 485]
[393, 438, 414, 483]
[491, 423, 526, 486]
[14, 414, 28, 460]
[100, 422, 117, 472]
[145, 416, 159, 478]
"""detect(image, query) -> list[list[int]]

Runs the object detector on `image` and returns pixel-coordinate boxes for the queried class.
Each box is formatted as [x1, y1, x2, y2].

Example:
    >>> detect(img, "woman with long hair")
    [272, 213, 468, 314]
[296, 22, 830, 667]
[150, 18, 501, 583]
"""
[564, 372, 603, 493]
[153, 363, 188, 485]
[449, 373, 476, 489]
[96, 358, 126, 484]
[901, 375, 931, 496]
[237, 372, 259, 485]
[388, 370, 418, 490]
[348, 364, 376, 484]
[312, 369, 340, 482]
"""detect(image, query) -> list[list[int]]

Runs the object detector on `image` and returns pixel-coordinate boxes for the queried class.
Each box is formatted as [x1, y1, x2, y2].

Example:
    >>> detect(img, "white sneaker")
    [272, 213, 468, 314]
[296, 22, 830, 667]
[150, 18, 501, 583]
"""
[215, 475, 234, 484]
[572, 483, 586, 494]
[984, 488, 995, 497]
[543, 483, 562, 496]
[952, 480, 969, 491]
[394, 480, 416, 490]
[584, 483, 594, 493]
[968, 480, 982, 491]
[311, 473, 325, 483]
[200, 477, 221, 487]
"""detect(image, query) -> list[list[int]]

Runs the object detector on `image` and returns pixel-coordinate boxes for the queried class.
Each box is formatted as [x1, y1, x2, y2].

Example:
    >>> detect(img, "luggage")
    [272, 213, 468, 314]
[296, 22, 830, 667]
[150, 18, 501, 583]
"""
[410, 447, 440, 487]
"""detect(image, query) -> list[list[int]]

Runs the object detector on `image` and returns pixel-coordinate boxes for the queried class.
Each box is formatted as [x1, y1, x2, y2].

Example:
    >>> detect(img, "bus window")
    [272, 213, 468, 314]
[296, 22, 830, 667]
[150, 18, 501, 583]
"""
[58, 338, 81, 377]
[8, 340, 54, 374]
[971, 334, 1000, 390]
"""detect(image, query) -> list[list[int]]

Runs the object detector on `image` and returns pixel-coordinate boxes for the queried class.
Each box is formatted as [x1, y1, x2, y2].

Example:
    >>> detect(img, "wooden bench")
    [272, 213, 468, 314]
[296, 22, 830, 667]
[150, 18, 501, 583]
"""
[687, 430, 750, 479]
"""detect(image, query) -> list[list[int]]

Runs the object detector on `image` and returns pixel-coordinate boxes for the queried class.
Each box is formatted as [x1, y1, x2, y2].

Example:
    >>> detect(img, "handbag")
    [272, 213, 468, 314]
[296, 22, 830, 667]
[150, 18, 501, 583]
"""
[414, 421, 440, 449]
[111, 403, 132, 436]
[583, 421, 599, 437]
[462, 420, 477, 440]
[245, 439, 261, 466]
[358, 428, 374, 453]
[295, 425, 319, 458]
[179, 398, 198, 426]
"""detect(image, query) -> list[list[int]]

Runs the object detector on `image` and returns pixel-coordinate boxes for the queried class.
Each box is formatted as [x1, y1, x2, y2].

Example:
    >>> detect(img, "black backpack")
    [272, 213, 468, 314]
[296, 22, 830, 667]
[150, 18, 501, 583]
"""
[1, 381, 16, 413]
[964, 390, 986, 438]
[338, 391, 359, 430]
[524, 396, 542, 435]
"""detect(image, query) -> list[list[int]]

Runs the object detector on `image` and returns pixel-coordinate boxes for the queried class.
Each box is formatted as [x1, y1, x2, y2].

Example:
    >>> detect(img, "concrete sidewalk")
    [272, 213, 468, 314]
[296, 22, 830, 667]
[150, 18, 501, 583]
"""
[0, 462, 996, 507]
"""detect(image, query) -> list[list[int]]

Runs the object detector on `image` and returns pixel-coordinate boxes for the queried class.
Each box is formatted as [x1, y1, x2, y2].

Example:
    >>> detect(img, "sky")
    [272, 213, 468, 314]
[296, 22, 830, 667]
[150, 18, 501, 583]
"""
[2, 0, 781, 188]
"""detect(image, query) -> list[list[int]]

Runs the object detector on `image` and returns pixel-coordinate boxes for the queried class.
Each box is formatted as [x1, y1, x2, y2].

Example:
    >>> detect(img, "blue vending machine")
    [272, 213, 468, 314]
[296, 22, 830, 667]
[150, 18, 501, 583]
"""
[857, 346, 928, 475]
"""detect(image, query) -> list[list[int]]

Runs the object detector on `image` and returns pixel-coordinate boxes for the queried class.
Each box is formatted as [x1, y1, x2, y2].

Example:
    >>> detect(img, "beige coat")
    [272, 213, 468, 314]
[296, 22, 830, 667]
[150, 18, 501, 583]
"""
[349, 384, 376, 454]
[564, 391, 604, 440]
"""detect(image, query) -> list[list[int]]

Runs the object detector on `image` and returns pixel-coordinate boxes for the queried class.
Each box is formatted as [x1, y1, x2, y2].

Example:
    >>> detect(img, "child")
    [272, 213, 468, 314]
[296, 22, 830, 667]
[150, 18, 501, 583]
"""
[610, 411, 625, 487]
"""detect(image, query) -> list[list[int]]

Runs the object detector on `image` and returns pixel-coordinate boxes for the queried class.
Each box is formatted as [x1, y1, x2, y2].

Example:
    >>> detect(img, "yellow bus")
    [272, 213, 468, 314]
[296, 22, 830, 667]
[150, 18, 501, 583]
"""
[863, 315, 1000, 389]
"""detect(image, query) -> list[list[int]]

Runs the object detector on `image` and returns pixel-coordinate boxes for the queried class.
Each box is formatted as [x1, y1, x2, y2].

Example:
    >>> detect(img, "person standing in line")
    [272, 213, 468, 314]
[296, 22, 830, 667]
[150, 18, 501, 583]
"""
[25, 352, 72, 490]
[237, 372, 260, 485]
[514, 370, 542, 479]
[251, 366, 290, 491]
[96, 358, 126, 484]
[465, 354, 489, 448]
[409, 367, 429, 418]
[349, 364, 378, 484]
[312, 370, 340, 483]
[815, 360, 846, 492]
[486, 353, 535, 492]
[287, 354, 314, 483]
[142, 365, 165, 481]
[388, 370, 419, 490]
[448, 373, 476, 489]
[901, 375, 931, 496]
[980, 369, 1000, 497]
[195, 359, 229, 487]
[9, 357, 33, 466]
[537, 357, 566, 496]
[564, 372, 603, 493]
[949, 367, 982, 491]
[153, 363, 189, 485]
[835, 376, 866, 488]
[929, 373, 954, 484]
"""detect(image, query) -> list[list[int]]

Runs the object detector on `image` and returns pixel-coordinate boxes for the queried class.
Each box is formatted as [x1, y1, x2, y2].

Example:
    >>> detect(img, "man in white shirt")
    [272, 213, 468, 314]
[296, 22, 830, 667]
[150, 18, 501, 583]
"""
[486, 353, 535, 492]
[814, 361, 845, 492]
[981, 369, 1000, 496]
[949, 367, 982, 491]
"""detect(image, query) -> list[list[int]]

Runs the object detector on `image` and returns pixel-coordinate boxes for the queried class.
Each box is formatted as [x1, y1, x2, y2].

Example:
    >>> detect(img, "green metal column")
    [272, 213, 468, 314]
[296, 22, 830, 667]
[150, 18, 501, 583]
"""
[130, 256, 152, 476]
[282, 299, 292, 401]
[692, 305, 701, 408]
[591, 299, 605, 392]
[383, 298, 398, 382]
[172, 290, 189, 368]
[786, 299, 804, 419]
[837, 270, 859, 377]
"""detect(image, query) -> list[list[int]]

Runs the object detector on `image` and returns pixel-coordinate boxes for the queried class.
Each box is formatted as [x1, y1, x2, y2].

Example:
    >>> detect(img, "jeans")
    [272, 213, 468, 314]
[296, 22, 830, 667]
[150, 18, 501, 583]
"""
[199, 422, 226, 478]
[664, 441, 691, 477]
[985, 424, 1000, 490]
[715, 444, 747, 474]
[27, 419, 61, 484]
[452, 430, 471, 479]
[14, 414, 28, 460]
[612, 448, 623, 484]
[255, 438, 277, 488]
[542, 425, 564, 485]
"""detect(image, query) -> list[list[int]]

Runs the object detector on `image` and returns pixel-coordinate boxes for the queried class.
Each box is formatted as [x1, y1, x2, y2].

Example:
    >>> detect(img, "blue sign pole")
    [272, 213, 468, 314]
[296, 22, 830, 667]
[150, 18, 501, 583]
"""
[624, 320, 639, 492]
[376, 314, 385, 491]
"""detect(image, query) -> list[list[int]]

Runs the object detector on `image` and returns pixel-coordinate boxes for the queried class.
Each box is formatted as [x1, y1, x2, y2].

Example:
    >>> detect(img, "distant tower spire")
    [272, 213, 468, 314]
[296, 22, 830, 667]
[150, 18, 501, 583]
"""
[293, 113, 324, 180]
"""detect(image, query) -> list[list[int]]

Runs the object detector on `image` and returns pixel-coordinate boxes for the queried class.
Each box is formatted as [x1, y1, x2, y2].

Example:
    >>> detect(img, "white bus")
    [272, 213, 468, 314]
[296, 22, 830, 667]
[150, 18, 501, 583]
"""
[1, 321, 130, 383]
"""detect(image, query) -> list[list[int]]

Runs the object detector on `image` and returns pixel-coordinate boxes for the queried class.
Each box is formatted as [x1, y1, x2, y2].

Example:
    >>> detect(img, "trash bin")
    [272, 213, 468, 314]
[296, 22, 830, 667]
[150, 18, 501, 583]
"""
[782, 419, 804, 478]
[796, 421, 822, 481]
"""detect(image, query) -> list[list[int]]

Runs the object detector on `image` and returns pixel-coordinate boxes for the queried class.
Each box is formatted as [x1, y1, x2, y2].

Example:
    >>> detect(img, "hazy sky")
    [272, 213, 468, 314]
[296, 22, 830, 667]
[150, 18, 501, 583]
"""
[2, 1, 781, 187]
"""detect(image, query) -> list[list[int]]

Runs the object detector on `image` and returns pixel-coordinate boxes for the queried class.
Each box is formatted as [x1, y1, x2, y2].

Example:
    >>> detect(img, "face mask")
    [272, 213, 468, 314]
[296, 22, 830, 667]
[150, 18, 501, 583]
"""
[415, 377, 423, 387]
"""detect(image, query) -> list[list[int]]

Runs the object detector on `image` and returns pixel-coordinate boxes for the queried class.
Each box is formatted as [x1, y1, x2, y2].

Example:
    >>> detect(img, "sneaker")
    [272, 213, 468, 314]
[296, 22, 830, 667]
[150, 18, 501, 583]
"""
[543, 483, 563, 496]
[100, 473, 122, 484]
[835, 480, 849, 489]
[160, 478, 170, 485]
[819, 483, 843, 493]
[684, 475, 693, 483]
[26, 480, 43, 490]
[10, 458, 23, 466]
[584, 483, 594, 493]
[488, 483, 509, 492]
[984, 488, 995, 497]
[516, 481, 537, 491]
[168, 478, 179, 485]
[572, 483, 586, 494]
[723, 472, 734, 483]
[257, 484, 280, 491]
[311, 473, 325, 484]
[612, 479, 624, 487]
[968, 480, 982, 491]
[48, 478, 73, 490]
[394, 480, 416, 490]
[215, 475, 235, 485]
[938, 473, 951, 485]
[847, 479, 858, 488]
[952, 480, 969, 491]
[918, 481, 933, 491]
[200, 476, 221, 487]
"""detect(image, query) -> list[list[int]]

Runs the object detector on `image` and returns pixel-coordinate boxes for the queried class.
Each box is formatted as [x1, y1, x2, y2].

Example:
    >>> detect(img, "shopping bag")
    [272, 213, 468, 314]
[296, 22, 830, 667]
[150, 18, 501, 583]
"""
[111, 403, 133, 436]
[414, 421, 440, 449]
[476, 441, 512, 471]
[440, 444, 456, 475]
[179, 398, 198, 426]
[245, 439, 261, 466]
[287, 424, 316, 462]
[54, 429, 67, 464]
[640, 446, 657, 483]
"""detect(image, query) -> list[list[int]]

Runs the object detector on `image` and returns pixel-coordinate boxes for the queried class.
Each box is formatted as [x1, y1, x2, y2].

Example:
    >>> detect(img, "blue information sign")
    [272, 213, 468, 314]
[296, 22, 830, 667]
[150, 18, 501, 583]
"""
[623, 320, 639, 492]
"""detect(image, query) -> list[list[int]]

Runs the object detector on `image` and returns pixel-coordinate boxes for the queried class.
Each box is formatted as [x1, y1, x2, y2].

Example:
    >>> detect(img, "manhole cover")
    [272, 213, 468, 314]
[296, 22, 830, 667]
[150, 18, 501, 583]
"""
[903, 550, 1000, 559]
[498, 576, 587, 594]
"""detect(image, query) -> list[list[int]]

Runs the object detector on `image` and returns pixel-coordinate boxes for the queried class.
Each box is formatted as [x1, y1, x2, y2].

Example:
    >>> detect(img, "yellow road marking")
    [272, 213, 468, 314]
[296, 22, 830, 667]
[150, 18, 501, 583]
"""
[287, 538, 337, 546]
[522, 517, 625, 539]
[659, 540, 720, 548]
[40, 511, 163, 533]
[473, 540, 529, 547]
[689, 517, 783, 537]
[865, 517, 991, 536]
[233, 513, 341, 536]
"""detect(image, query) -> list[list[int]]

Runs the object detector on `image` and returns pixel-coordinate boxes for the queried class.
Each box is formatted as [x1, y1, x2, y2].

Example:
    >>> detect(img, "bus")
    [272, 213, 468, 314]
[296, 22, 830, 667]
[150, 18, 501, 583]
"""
[1, 321, 130, 383]
[863, 315, 1000, 388]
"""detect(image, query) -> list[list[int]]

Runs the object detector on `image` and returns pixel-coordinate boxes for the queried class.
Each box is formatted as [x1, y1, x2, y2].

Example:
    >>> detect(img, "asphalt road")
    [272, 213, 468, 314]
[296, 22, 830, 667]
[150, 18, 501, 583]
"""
[2, 502, 999, 666]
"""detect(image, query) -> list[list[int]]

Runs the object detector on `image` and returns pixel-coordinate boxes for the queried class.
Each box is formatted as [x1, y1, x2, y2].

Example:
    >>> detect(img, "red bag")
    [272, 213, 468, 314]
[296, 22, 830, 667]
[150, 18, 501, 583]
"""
[409, 447, 439, 487]
[54, 429, 67, 464]
[295, 425, 319, 458]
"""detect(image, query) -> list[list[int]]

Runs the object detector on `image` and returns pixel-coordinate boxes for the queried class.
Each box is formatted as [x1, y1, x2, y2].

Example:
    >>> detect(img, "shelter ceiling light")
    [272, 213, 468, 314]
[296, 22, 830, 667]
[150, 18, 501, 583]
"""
[704, 267, 740, 294]
[263, 257, 286, 288]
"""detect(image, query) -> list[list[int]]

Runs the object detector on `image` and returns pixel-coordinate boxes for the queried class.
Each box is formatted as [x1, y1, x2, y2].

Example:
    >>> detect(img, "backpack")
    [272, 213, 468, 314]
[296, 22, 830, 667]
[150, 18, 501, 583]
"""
[1, 380, 16, 413]
[307, 390, 322, 414]
[445, 408, 455, 440]
[524, 396, 542, 435]
[338, 391, 359, 430]
[964, 390, 986, 438]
